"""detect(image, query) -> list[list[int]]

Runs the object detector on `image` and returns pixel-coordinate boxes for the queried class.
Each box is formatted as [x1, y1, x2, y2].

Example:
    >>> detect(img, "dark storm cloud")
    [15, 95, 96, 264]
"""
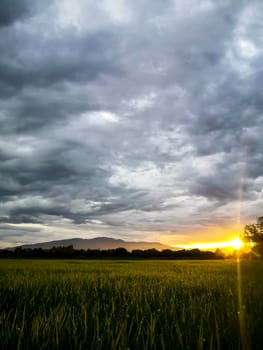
[0, 215, 42, 224]
[0, 0, 29, 27]
[190, 171, 250, 202]
[1, 194, 140, 225]
[1, 0, 263, 246]
[0, 29, 120, 95]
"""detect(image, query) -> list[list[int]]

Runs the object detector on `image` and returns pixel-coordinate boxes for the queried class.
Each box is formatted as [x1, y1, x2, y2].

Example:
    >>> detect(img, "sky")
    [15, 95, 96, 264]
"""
[0, 0, 263, 248]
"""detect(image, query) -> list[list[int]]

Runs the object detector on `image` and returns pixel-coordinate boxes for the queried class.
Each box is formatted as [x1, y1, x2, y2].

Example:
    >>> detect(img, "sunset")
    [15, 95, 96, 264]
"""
[1, 0, 263, 349]
[174, 237, 244, 251]
[0, 0, 263, 250]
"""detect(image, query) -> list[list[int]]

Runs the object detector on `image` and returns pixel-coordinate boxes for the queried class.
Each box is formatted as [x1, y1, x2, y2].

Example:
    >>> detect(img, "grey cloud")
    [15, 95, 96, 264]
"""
[0, 0, 30, 27]
[0, 28, 121, 97]
[0, 215, 42, 224]
[0, 224, 40, 233]
[0, 0, 263, 245]
[190, 175, 243, 202]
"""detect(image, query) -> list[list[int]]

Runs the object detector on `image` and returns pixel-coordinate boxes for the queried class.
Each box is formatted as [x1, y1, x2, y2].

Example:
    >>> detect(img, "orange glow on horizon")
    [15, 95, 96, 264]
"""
[172, 237, 244, 251]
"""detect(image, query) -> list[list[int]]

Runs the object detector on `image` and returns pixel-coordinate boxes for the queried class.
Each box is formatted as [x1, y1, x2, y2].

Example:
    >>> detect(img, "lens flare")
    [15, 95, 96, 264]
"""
[230, 238, 243, 250]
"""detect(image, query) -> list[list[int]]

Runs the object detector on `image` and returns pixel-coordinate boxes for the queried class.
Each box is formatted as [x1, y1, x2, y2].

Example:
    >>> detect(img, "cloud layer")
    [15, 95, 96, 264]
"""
[1, 0, 263, 247]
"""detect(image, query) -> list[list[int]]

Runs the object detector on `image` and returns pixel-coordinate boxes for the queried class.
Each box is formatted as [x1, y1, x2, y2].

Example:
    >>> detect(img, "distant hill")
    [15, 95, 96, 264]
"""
[11, 237, 175, 251]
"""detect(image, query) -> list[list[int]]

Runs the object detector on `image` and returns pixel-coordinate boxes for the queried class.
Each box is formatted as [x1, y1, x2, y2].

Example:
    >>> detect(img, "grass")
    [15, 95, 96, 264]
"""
[0, 259, 263, 349]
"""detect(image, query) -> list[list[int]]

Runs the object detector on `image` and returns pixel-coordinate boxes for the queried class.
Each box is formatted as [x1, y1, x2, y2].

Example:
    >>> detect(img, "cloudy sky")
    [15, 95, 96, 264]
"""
[0, 0, 263, 248]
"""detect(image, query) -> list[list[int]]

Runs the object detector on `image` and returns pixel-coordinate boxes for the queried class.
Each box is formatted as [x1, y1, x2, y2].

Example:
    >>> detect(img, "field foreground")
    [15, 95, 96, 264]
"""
[0, 259, 263, 349]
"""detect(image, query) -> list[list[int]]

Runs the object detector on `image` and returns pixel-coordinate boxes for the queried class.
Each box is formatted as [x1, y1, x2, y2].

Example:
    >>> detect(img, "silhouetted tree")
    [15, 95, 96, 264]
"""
[131, 249, 144, 258]
[115, 247, 129, 257]
[244, 224, 263, 243]
[0, 246, 222, 260]
[243, 218, 263, 257]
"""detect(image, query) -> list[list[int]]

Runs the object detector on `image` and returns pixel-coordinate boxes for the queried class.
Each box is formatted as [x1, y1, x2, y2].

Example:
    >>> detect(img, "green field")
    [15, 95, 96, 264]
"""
[0, 259, 262, 350]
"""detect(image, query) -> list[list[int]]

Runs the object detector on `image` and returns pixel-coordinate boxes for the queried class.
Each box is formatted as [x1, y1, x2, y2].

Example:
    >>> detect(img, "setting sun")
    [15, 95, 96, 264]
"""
[230, 238, 243, 250]
[173, 237, 244, 251]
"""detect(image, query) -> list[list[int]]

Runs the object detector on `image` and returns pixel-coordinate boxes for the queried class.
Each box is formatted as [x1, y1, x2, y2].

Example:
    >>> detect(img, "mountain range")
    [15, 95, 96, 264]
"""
[12, 237, 174, 251]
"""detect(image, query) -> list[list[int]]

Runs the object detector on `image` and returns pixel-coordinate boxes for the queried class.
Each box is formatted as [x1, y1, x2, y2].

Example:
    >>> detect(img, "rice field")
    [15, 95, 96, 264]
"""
[0, 259, 262, 349]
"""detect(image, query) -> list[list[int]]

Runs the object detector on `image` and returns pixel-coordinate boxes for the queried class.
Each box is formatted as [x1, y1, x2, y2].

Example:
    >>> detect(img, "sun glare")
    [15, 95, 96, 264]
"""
[230, 238, 243, 250]
[174, 237, 244, 251]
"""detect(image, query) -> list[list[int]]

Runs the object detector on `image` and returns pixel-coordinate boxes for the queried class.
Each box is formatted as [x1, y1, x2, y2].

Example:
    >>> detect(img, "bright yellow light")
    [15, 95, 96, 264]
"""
[230, 238, 243, 250]
[173, 237, 244, 250]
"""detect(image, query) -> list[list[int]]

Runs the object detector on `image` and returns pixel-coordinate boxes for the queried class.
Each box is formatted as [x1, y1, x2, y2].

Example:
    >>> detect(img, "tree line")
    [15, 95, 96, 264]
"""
[0, 246, 223, 260]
